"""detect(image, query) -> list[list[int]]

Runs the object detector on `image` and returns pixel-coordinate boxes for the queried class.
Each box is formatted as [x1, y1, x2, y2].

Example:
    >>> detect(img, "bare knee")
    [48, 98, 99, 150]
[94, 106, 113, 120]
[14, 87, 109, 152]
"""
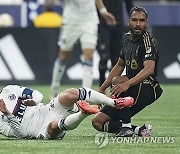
[47, 120, 60, 139]
[62, 88, 79, 99]
[92, 118, 103, 131]
[59, 88, 79, 107]
[92, 112, 110, 132]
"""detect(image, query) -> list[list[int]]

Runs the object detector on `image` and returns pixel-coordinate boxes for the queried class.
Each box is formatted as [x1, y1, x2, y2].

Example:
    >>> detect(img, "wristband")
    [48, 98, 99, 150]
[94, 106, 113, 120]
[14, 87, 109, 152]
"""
[99, 7, 107, 14]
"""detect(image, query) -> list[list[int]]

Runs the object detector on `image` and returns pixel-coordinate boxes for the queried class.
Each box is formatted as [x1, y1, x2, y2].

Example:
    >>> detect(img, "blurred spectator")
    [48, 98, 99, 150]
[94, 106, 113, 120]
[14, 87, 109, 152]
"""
[0, 0, 23, 5]
[33, 0, 62, 28]
[97, 0, 133, 86]
[0, 13, 14, 27]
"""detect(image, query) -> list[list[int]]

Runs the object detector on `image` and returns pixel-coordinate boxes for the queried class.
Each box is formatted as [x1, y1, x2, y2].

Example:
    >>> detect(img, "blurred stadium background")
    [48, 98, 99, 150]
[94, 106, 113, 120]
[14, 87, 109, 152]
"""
[0, 1, 179, 154]
[0, 0, 179, 85]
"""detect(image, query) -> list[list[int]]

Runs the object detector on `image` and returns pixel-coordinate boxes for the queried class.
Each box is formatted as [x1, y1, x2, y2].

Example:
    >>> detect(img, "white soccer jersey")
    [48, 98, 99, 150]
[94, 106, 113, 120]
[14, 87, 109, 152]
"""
[0, 85, 45, 138]
[0, 85, 78, 139]
[62, 0, 99, 25]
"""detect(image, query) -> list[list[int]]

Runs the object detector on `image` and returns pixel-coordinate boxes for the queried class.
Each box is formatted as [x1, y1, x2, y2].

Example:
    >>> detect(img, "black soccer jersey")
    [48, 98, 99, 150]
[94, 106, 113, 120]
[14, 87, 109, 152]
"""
[120, 31, 159, 80]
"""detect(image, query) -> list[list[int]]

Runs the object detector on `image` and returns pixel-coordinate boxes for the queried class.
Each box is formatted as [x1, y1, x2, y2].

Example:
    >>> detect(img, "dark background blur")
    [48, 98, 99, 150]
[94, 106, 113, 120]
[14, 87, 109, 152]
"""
[0, 0, 179, 85]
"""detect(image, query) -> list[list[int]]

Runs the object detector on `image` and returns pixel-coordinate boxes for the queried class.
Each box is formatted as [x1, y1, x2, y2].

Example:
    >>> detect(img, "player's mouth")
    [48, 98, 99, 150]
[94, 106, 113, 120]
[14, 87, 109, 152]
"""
[134, 28, 142, 33]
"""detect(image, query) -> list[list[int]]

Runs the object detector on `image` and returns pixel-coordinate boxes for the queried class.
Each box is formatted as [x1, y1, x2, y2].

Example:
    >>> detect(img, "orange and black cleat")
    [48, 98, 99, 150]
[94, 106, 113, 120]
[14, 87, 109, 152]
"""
[77, 101, 99, 114]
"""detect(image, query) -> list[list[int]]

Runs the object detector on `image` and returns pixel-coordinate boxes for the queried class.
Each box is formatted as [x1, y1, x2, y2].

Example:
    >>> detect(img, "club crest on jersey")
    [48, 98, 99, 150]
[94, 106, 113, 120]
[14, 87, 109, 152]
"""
[8, 94, 16, 100]
[146, 46, 151, 53]
[131, 59, 138, 70]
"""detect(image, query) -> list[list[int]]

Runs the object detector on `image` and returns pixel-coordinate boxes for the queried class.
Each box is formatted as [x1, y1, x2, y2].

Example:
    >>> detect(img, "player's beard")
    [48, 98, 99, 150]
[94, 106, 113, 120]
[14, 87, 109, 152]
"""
[131, 28, 146, 38]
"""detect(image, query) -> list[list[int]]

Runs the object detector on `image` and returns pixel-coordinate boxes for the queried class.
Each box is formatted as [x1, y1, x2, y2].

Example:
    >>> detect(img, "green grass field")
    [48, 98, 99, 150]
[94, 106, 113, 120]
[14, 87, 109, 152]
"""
[0, 84, 180, 154]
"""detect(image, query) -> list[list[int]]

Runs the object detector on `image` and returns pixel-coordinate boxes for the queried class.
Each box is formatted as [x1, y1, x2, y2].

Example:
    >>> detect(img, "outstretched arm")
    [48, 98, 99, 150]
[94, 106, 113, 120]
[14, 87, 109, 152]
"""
[0, 99, 27, 138]
[99, 58, 125, 94]
[124, 0, 134, 14]
[110, 60, 155, 97]
[95, 0, 116, 25]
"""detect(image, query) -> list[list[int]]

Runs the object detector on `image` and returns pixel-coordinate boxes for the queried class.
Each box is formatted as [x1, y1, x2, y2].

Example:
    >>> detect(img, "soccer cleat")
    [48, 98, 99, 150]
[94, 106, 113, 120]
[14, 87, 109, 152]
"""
[116, 127, 134, 137]
[138, 124, 152, 137]
[77, 101, 99, 114]
[114, 97, 134, 109]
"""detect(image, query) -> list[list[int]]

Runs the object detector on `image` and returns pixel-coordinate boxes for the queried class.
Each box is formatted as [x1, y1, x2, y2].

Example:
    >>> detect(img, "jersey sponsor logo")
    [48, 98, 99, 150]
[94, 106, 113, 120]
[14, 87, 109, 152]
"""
[145, 54, 152, 58]
[12, 98, 27, 123]
[0, 34, 35, 80]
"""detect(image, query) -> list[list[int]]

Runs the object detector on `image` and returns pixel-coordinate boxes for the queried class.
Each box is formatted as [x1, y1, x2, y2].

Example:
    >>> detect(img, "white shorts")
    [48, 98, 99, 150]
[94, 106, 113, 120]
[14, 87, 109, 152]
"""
[48, 94, 80, 118]
[29, 95, 80, 139]
[58, 23, 98, 51]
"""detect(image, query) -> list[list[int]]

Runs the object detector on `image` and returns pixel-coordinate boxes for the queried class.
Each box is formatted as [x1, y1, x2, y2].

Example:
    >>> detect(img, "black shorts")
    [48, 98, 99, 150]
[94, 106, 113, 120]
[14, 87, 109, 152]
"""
[100, 82, 163, 121]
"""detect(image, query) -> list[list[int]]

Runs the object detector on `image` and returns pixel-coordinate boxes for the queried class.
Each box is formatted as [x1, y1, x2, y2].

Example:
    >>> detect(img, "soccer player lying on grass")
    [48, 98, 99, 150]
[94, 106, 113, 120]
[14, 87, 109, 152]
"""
[0, 85, 133, 139]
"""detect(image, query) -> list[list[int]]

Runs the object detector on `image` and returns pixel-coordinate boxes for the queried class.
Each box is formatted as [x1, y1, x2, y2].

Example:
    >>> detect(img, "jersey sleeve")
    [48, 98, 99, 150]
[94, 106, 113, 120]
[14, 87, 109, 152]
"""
[4, 85, 43, 105]
[31, 90, 44, 105]
[143, 33, 158, 62]
[0, 114, 27, 138]
[21, 86, 43, 104]
[119, 39, 125, 60]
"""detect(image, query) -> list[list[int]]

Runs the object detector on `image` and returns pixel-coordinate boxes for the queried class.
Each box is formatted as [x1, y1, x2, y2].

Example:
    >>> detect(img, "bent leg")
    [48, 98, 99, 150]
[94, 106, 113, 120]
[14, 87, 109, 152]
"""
[92, 112, 111, 132]
[58, 87, 116, 108]
[58, 88, 79, 107]
[47, 120, 66, 140]
[58, 111, 88, 131]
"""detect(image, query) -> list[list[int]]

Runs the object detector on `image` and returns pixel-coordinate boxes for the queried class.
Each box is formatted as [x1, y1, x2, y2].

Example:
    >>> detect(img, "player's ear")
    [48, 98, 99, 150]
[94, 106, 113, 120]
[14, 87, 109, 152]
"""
[128, 19, 130, 26]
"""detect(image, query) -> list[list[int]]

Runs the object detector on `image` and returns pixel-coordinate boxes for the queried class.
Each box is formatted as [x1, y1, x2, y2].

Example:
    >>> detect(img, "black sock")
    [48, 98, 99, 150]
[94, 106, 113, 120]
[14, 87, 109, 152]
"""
[99, 66, 107, 86]
[102, 120, 122, 133]
[132, 125, 138, 131]
[132, 124, 146, 135]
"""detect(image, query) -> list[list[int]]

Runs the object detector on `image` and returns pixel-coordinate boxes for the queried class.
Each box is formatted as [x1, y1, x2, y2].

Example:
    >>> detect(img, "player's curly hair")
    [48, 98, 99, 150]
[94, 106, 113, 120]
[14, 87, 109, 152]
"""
[129, 6, 148, 19]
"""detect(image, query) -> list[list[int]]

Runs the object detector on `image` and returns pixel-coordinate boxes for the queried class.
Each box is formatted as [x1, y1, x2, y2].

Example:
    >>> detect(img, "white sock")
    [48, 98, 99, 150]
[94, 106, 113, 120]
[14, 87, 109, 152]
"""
[58, 112, 88, 131]
[79, 87, 115, 107]
[122, 123, 132, 128]
[51, 58, 66, 95]
[82, 61, 93, 88]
